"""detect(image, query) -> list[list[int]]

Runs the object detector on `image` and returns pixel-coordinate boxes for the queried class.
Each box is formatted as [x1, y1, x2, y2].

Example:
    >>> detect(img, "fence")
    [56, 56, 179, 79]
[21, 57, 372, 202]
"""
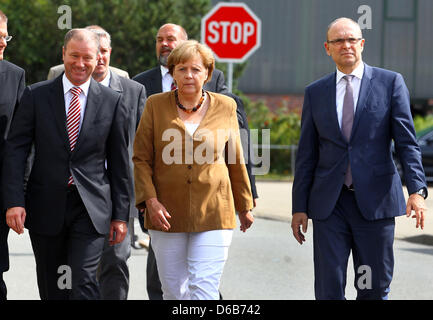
[251, 144, 298, 177]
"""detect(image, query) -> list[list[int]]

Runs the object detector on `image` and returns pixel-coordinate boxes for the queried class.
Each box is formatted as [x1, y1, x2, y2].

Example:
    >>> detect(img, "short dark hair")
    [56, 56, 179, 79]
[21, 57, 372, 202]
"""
[0, 10, 8, 23]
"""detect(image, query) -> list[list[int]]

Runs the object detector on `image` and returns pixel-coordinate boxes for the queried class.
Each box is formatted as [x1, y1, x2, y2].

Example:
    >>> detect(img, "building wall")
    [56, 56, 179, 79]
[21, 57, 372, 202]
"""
[210, 0, 433, 103]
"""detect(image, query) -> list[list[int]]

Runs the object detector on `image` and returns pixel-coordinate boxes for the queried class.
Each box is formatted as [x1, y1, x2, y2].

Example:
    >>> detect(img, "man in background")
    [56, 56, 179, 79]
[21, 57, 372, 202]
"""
[47, 25, 129, 80]
[87, 25, 147, 300]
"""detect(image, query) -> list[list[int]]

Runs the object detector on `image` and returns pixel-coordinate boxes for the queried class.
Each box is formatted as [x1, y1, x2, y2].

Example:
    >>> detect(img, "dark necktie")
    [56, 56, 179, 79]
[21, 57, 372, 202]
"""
[67, 86, 81, 185]
[342, 75, 354, 187]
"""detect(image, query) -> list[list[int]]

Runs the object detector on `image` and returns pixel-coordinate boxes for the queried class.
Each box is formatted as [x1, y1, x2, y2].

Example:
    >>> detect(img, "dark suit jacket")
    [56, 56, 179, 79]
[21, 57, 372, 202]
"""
[108, 71, 147, 218]
[0, 60, 25, 272]
[223, 93, 258, 199]
[292, 63, 427, 221]
[132, 66, 228, 96]
[2, 75, 131, 236]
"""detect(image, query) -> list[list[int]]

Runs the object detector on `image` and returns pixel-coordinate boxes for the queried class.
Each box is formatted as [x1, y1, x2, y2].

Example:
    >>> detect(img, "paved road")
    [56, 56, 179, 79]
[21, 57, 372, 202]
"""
[4, 181, 433, 300]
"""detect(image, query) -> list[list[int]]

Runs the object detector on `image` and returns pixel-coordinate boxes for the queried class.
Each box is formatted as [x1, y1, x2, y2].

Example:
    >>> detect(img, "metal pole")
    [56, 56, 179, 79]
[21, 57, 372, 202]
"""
[227, 62, 233, 93]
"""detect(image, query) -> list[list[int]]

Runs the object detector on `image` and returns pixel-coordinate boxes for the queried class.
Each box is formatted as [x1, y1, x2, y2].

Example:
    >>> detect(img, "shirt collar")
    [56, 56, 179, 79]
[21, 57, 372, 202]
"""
[62, 73, 91, 96]
[99, 70, 111, 87]
[160, 65, 170, 78]
[336, 62, 364, 84]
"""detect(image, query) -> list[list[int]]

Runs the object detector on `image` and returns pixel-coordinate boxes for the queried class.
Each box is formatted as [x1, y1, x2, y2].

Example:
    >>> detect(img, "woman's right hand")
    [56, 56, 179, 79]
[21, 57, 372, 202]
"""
[145, 198, 171, 231]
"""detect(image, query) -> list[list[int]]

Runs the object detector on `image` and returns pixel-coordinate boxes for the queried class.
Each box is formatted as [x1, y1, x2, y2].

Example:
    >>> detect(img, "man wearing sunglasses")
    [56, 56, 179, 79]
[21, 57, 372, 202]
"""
[292, 17, 427, 300]
[0, 9, 26, 300]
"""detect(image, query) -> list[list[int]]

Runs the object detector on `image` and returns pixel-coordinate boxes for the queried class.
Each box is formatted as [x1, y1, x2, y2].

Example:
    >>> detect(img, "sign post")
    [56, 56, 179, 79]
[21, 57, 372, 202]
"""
[201, 2, 261, 92]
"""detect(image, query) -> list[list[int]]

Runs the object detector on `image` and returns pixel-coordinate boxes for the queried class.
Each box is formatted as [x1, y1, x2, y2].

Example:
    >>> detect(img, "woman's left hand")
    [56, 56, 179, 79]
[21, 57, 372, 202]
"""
[238, 210, 254, 232]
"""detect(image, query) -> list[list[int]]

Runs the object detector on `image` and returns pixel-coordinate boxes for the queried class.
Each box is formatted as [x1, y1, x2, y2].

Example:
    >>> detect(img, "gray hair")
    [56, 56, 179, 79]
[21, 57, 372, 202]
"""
[63, 28, 100, 53]
[85, 25, 111, 47]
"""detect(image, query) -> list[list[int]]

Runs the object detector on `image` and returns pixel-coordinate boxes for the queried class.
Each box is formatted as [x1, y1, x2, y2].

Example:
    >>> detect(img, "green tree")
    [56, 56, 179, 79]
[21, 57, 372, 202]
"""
[1, 0, 211, 84]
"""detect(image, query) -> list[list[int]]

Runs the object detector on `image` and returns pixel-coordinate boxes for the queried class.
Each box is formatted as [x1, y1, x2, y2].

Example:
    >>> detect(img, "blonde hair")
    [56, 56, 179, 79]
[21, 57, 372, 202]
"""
[168, 40, 215, 84]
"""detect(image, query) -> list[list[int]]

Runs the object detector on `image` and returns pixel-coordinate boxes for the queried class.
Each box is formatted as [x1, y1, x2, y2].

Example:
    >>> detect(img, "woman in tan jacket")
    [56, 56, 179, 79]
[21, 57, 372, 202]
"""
[133, 40, 254, 300]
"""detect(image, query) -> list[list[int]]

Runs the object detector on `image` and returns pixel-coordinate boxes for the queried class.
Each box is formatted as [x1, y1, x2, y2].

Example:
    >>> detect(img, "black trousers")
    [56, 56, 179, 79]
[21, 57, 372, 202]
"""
[140, 211, 164, 300]
[29, 187, 106, 300]
[146, 240, 163, 300]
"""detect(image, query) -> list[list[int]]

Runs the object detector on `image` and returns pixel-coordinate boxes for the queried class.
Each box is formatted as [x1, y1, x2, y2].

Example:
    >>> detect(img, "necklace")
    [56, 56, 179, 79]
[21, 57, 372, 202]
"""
[175, 89, 206, 113]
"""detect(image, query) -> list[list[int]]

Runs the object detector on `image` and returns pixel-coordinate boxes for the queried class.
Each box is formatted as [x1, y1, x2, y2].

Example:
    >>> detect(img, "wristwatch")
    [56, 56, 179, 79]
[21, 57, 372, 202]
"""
[414, 188, 427, 199]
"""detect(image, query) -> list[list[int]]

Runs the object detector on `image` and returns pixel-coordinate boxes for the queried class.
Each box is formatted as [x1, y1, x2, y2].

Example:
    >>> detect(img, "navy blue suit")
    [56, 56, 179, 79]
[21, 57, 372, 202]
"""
[292, 63, 426, 299]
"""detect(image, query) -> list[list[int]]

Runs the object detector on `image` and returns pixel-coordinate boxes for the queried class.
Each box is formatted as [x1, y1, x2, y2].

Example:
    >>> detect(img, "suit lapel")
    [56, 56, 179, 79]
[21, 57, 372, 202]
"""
[72, 78, 102, 155]
[48, 75, 71, 153]
[324, 72, 346, 142]
[109, 70, 123, 93]
[0, 69, 6, 92]
[351, 63, 373, 139]
[0, 60, 6, 74]
[150, 67, 162, 95]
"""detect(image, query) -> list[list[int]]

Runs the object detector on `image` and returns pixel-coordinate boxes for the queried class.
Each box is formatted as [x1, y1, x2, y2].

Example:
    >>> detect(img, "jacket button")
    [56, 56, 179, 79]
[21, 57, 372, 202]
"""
[187, 165, 192, 169]
[187, 179, 192, 184]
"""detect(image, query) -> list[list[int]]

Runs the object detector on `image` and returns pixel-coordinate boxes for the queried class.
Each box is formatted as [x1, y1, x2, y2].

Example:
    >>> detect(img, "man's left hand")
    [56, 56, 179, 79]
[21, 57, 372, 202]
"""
[109, 220, 128, 246]
[406, 194, 427, 229]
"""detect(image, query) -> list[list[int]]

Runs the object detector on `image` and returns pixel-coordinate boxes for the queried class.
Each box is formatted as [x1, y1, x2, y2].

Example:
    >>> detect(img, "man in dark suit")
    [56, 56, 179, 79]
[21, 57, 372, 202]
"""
[133, 23, 227, 96]
[291, 18, 427, 300]
[88, 26, 147, 300]
[133, 23, 258, 300]
[223, 92, 258, 202]
[2, 29, 130, 300]
[0, 10, 25, 300]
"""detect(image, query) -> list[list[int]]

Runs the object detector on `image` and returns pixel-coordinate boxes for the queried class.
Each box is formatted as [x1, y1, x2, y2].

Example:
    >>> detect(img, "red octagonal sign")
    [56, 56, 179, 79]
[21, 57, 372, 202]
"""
[201, 2, 261, 63]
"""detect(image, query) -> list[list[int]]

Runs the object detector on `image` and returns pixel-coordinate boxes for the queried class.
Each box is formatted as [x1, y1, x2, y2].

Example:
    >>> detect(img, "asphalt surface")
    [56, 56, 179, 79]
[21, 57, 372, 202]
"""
[4, 181, 433, 300]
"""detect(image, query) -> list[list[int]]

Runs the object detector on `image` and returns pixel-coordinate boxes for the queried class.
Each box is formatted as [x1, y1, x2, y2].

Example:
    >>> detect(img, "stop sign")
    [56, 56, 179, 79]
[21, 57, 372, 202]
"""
[201, 2, 261, 63]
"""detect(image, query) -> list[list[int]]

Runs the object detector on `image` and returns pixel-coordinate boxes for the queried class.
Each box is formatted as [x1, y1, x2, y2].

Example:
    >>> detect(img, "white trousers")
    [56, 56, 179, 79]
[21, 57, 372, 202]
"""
[148, 229, 233, 300]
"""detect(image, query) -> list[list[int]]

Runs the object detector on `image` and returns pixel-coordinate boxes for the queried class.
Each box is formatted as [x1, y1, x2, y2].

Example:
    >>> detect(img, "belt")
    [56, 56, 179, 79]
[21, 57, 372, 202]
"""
[342, 184, 355, 192]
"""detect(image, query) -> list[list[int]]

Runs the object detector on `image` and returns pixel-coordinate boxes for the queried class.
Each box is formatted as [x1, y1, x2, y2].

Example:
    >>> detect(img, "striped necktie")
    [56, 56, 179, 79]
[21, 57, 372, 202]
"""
[67, 86, 82, 186]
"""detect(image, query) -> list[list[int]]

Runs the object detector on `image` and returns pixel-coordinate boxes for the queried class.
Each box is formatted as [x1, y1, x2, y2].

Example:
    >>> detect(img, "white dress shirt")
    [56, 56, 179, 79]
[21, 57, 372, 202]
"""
[184, 122, 200, 136]
[161, 65, 174, 93]
[335, 62, 364, 129]
[62, 74, 91, 134]
[99, 70, 111, 88]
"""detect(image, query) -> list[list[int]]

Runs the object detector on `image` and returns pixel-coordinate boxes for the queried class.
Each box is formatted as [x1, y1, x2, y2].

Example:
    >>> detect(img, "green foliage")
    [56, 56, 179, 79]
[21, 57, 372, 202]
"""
[414, 114, 433, 134]
[234, 88, 301, 176]
[1, 0, 211, 84]
[234, 89, 301, 145]
[2, 0, 298, 175]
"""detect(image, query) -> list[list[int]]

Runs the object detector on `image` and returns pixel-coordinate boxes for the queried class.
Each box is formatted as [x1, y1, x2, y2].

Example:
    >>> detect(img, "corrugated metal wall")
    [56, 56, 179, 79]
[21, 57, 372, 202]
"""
[210, 0, 433, 99]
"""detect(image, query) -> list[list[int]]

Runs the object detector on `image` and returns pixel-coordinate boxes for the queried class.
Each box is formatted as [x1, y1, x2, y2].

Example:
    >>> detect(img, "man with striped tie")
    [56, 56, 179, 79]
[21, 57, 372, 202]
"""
[2, 28, 130, 300]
